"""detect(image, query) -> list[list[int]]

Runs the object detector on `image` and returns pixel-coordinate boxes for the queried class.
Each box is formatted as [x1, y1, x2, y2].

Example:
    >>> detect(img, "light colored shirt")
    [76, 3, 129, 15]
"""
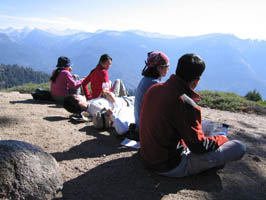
[134, 77, 160, 127]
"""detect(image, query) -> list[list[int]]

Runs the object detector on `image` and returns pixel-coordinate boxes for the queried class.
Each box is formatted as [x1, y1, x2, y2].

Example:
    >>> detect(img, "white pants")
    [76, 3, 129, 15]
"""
[159, 140, 246, 177]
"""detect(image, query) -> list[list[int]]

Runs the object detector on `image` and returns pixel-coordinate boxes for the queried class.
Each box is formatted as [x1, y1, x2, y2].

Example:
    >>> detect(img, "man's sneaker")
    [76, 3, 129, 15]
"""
[127, 123, 140, 141]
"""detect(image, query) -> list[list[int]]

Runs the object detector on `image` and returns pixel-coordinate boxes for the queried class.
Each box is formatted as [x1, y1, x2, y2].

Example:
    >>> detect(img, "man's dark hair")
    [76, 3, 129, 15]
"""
[63, 95, 83, 114]
[176, 53, 206, 82]
[98, 54, 112, 65]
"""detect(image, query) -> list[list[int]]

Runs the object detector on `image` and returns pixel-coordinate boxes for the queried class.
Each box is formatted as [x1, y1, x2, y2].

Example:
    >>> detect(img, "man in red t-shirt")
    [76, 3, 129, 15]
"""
[139, 53, 246, 177]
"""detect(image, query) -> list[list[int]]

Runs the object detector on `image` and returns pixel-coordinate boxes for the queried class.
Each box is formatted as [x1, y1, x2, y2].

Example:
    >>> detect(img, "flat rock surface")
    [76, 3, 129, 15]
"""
[0, 92, 265, 200]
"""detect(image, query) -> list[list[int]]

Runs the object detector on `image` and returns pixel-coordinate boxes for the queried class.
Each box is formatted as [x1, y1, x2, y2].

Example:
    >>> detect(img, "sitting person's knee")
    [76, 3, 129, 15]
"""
[233, 140, 247, 158]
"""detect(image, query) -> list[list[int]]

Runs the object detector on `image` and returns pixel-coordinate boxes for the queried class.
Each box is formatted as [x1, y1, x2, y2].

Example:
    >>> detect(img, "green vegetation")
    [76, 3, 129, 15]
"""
[0, 64, 50, 89]
[198, 90, 266, 115]
[245, 89, 262, 102]
[198, 90, 254, 112]
[0, 82, 50, 93]
[258, 100, 266, 107]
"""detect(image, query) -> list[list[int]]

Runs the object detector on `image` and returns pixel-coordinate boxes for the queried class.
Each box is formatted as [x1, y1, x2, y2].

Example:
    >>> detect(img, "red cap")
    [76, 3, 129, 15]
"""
[145, 51, 169, 67]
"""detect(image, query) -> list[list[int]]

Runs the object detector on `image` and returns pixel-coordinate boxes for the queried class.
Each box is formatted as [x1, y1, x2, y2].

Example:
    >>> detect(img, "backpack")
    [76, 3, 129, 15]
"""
[31, 88, 54, 101]
[92, 108, 112, 130]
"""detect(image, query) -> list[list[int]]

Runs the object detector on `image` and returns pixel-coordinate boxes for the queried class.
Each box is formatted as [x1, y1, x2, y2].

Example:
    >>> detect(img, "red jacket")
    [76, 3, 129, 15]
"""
[139, 74, 228, 172]
[82, 65, 109, 99]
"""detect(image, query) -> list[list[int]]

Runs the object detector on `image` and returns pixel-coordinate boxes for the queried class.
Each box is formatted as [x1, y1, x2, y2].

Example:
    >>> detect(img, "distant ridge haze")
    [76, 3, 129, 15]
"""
[0, 27, 266, 99]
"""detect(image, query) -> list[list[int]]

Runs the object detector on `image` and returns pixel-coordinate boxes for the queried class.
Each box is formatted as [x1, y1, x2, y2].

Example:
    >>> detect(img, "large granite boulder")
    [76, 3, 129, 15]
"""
[0, 140, 63, 200]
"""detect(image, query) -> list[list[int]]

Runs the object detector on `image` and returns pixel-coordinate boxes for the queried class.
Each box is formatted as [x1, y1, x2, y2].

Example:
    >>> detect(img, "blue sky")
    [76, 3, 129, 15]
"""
[0, 0, 265, 40]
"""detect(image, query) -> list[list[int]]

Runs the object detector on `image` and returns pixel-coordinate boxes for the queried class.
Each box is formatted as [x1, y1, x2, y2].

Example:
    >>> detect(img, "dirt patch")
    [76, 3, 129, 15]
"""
[0, 92, 265, 200]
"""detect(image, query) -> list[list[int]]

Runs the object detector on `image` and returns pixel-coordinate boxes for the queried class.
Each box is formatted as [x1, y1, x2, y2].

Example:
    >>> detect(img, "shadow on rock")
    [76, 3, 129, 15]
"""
[10, 99, 54, 105]
[0, 116, 20, 127]
[237, 121, 258, 129]
[53, 153, 223, 200]
[43, 116, 69, 122]
[10, 99, 63, 108]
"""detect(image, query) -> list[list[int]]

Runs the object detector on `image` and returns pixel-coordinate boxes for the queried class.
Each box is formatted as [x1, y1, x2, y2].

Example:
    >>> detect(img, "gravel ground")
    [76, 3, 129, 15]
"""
[0, 92, 265, 200]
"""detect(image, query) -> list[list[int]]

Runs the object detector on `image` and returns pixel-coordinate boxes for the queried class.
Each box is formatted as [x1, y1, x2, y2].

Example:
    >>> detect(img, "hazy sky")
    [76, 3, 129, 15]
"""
[0, 0, 265, 40]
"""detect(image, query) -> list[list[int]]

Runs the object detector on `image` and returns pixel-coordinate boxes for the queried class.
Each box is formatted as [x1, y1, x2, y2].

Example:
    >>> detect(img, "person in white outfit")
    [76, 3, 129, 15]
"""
[63, 94, 135, 135]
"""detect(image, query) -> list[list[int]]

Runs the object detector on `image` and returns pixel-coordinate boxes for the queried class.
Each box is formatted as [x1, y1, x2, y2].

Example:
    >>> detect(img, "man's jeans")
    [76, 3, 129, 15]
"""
[159, 140, 246, 177]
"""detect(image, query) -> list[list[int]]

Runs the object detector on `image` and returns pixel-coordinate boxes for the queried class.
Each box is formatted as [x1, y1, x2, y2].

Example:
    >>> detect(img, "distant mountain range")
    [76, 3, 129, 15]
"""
[1, 27, 266, 99]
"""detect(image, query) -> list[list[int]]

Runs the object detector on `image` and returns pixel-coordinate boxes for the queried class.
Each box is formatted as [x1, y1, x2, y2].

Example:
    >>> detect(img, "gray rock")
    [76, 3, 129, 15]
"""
[0, 140, 63, 200]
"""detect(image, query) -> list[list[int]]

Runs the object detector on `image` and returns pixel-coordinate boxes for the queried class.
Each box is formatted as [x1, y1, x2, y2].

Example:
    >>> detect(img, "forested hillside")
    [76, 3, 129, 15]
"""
[0, 64, 49, 89]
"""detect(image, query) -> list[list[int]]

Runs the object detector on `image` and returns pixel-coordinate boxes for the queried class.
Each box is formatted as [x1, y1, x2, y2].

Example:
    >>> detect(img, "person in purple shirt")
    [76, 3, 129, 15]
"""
[50, 56, 83, 102]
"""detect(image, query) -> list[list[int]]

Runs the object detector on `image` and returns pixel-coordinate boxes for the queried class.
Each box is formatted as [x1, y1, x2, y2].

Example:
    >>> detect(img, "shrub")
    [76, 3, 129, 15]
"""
[258, 100, 266, 107]
[245, 89, 262, 102]
[0, 82, 50, 93]
[198, 90, 266, 114]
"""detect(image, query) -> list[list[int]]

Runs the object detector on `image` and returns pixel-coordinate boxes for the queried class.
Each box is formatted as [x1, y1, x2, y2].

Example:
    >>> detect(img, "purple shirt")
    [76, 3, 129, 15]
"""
[50, 70, 82, 98]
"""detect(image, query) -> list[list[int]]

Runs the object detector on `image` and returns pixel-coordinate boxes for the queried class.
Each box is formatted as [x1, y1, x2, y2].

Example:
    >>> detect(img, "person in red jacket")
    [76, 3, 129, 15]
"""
[82, 54, 127, 100]
[139, 53, 246, 177]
